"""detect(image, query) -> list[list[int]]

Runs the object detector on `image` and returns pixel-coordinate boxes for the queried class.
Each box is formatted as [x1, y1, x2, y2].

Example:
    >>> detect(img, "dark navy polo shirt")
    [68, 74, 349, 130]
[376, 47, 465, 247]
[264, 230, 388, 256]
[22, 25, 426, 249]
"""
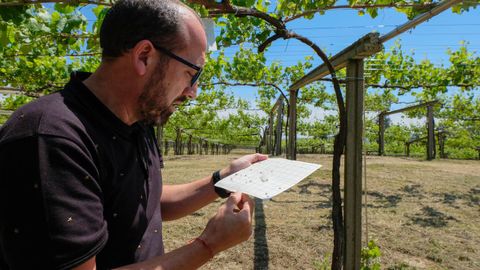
[0, 72, 164, 269]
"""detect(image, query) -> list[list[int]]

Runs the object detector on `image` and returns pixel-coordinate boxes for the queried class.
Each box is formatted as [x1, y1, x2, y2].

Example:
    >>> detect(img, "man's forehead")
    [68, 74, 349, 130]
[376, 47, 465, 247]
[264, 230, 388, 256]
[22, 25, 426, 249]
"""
[178, 6, 207, 49]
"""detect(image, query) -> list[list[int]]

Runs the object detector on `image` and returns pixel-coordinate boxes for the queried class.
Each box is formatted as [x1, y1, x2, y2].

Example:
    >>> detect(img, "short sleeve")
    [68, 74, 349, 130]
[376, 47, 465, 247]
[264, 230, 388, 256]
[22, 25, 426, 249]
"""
[0, 135, 108, 269]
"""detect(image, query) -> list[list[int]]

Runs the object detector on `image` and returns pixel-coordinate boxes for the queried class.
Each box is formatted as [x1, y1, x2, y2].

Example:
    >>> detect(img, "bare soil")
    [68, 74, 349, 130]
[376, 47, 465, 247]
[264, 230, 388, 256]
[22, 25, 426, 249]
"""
[161, 150, 480, 270]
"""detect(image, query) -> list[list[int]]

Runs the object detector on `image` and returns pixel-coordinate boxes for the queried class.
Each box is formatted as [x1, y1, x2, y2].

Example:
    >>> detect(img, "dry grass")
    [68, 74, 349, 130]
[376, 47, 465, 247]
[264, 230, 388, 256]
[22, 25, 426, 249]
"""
[161, 150, 480, 270]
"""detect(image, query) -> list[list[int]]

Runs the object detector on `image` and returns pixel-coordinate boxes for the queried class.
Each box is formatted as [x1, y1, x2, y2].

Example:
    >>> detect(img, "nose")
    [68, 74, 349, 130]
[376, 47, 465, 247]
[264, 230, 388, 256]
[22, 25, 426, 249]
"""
[183, 84, 197, 99]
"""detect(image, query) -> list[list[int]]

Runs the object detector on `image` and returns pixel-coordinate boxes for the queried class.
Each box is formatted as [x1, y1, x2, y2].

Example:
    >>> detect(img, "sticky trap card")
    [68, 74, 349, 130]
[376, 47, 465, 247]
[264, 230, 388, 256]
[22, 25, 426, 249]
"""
[215, 158, 321, 200]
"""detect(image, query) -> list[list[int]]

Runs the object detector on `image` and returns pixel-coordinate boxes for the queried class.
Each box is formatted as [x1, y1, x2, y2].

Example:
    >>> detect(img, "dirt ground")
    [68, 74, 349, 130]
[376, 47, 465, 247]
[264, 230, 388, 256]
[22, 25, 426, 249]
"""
[161, 150, 480, 270]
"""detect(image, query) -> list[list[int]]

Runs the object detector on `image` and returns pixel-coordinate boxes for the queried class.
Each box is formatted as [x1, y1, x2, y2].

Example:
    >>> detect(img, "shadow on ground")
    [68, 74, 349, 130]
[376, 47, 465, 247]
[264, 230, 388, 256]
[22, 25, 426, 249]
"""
[254, 198, 269, 270]
[406, 206, 458, 228]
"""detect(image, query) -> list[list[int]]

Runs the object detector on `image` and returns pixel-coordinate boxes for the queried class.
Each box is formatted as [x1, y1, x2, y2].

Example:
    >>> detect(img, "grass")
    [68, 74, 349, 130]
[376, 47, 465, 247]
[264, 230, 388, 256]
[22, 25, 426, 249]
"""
[161, 150, 480, 269]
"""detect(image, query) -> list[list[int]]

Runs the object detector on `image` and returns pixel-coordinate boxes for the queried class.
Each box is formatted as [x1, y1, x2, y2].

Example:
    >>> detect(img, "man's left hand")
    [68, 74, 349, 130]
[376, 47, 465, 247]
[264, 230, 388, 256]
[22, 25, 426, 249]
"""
[220, 153, 268, 178]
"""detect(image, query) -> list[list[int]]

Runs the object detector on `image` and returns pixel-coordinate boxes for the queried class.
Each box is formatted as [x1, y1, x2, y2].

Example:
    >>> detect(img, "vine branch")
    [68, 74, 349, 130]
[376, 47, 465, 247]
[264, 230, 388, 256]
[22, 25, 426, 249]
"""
[200, 81, 289, 106]
[284, 2, 437, 22]
[0, 0, 112, 6]
[317, 78, 479, 90]
[188, 0, 346, 268]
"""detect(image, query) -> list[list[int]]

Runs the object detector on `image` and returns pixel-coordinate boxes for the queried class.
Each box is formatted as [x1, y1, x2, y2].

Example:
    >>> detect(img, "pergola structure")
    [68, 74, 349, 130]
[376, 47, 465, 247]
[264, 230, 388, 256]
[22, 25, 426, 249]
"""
[378, 100, 439, 160]
[285, 0, 461, 268]
[258, 95, 286, 156]
[0, 0, 467, 269]
[405, 130, 447, 158]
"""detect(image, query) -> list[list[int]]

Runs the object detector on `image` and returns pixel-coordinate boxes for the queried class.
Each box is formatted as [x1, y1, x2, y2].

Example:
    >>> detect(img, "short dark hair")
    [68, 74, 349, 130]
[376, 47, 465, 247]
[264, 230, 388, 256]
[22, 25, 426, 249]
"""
[100, 0, 185, 58]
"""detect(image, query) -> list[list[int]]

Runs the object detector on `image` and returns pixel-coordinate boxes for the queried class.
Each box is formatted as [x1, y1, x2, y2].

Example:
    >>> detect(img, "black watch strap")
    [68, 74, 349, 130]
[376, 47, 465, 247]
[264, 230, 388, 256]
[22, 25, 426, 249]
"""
[212, 170, 231, 198]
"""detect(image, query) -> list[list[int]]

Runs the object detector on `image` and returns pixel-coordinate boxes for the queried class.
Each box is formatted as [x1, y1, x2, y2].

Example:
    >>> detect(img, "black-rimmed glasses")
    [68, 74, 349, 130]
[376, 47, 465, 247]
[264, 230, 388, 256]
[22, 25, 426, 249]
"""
[151, 43, 203, 87]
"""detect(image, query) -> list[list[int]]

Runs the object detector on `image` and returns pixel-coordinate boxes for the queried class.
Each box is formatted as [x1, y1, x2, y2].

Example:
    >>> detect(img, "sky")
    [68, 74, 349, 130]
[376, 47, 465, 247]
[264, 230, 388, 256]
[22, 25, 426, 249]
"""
[37, 1, 480, 126]
[206, 1, 480, 125]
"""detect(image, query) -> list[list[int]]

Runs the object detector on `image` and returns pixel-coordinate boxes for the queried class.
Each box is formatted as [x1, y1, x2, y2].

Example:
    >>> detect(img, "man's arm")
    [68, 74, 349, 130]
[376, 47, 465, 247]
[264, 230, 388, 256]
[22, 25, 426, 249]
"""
[160, 153, 267, 221]
[74, 239, 212, 270]
[74, 193, 255, 270]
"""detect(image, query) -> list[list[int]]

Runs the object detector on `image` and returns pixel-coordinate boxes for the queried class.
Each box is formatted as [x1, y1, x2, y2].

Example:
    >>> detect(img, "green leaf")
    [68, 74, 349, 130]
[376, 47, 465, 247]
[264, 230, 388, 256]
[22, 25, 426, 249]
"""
[0, 24, 8, 47]
[92, 5, 105, 17]
[54, 3, 76, 14]
[245, 0, 256, 7]
[51, 11, 61, 24]
[37, 9, 51, 22]
[255, 0, 268, 13]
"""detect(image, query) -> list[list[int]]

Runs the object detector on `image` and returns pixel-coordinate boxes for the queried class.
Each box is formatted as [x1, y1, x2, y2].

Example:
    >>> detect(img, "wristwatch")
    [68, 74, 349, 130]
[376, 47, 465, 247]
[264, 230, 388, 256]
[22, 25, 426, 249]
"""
[212, 170, 231, 198]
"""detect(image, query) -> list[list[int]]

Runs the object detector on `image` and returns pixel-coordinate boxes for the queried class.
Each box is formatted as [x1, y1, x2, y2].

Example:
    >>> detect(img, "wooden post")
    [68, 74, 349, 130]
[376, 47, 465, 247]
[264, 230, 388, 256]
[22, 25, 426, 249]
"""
[406, 142, 410, 157]
[288, 89, 298, 160]
[187, 135, 193, 155]
[175, 128, 182, 155]
[156, 124, 163, 155]
[285, 109, 289, 158]
[265, 126, 271, 154]
[268, 114, 274, 155]
[378, 101, 438, 159]
[378, 113, 385, 156]
[164, 140, 169, 155]
[181, 142, 185, 155]
[427, 105, 435, 160]
[275, 97, 284, 156]
[344, 59, 364, 270]
[438, 133, 446, 159]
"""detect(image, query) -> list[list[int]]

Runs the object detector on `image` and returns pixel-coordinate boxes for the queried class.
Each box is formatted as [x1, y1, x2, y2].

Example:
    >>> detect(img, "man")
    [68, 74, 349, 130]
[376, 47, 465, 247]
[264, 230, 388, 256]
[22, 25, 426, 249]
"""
[0, 0, 267, 269]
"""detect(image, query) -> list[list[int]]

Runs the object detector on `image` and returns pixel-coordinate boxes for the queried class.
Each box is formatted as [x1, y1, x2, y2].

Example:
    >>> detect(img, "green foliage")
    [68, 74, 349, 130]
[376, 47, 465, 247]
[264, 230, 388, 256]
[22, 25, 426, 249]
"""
[1, 95, 34, 110]
[1, 1, 479, 152]
[312, 253, 331, 270]
[361, 240, 382, 270]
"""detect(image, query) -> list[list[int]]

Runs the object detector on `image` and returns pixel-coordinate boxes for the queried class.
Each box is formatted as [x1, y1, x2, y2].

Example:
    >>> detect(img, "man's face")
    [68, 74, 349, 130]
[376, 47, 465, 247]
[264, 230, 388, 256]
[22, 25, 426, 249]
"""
[137, 59, 178, 125]
[138, 51, 205, 125]
[138, 11, 207, 125]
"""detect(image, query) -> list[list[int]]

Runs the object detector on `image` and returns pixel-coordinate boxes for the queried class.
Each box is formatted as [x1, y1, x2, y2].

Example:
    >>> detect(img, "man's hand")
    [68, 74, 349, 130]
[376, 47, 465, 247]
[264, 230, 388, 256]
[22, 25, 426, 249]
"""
[198, 192, 255, 255]
[220, 153, 268, 178]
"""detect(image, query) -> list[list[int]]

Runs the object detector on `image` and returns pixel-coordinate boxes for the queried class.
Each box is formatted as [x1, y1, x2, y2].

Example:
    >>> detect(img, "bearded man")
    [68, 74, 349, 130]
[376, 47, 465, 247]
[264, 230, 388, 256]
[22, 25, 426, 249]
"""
[0, 0, 266, 269]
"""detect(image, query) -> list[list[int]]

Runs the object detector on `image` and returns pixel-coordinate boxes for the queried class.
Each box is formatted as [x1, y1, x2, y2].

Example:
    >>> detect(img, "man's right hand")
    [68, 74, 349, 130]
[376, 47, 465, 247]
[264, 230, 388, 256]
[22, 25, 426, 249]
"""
[198, 192, 255, 255]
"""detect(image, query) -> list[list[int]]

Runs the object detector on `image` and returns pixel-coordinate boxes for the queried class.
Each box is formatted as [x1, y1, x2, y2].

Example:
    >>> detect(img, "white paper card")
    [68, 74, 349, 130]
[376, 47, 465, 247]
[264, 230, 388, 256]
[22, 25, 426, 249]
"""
[215, 158, 321, 200]
[201, 18, 217, 52]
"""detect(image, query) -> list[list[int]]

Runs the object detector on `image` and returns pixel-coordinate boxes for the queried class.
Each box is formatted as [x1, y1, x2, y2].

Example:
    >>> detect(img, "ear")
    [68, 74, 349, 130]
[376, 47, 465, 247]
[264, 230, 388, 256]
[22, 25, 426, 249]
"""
[131, 40, 156, 76]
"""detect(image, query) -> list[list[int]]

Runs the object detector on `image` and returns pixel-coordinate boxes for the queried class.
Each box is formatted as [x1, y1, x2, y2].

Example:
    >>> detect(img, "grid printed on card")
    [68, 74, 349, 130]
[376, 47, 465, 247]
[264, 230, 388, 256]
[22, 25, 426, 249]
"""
[215, 158, 321, 199]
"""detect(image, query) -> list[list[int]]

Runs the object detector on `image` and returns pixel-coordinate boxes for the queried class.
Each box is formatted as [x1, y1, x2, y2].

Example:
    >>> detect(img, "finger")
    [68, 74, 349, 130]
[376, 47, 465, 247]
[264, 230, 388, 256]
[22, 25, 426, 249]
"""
[225, 192, 242, 211]
[240, 201, 255, 223]
[239, 200, 253, 222]
[237, 194, 254, 217]
[242, 195, 255, 217]
[240, 193, 254, 208]
[250, 153, 268, 164]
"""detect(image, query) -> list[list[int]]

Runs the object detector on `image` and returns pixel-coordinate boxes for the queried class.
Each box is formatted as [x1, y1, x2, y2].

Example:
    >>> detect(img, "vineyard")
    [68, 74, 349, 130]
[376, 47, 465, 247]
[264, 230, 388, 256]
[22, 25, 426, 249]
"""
[161, 152, 480, 269]
[1, 0, 480, 269]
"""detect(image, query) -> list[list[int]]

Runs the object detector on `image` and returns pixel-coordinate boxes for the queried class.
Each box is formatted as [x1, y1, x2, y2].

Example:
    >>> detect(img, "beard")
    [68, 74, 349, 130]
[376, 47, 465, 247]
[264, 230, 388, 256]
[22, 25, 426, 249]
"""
[138, 62, 174, 125]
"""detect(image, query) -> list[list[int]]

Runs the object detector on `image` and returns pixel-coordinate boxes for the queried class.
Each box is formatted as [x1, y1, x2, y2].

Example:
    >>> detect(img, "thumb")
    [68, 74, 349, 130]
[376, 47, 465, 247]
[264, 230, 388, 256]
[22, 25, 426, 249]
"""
[225, 192, 242, 211]
[239, 200, 253, 222]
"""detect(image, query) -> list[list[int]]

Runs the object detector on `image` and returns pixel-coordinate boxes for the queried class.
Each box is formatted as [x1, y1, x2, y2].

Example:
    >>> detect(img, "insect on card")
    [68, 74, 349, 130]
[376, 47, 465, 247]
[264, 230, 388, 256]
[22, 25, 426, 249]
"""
[215, 158, 322, 200]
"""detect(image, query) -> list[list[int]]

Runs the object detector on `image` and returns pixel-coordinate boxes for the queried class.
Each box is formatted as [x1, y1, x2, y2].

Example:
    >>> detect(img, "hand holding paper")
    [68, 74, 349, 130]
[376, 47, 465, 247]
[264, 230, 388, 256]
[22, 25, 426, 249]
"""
[215, 158, 321, 200]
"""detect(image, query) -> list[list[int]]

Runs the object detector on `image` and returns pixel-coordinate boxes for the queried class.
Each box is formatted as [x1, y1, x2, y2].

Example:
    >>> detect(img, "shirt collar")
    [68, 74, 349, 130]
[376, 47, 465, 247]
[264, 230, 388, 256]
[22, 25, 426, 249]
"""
[64, 71, 147, 139]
